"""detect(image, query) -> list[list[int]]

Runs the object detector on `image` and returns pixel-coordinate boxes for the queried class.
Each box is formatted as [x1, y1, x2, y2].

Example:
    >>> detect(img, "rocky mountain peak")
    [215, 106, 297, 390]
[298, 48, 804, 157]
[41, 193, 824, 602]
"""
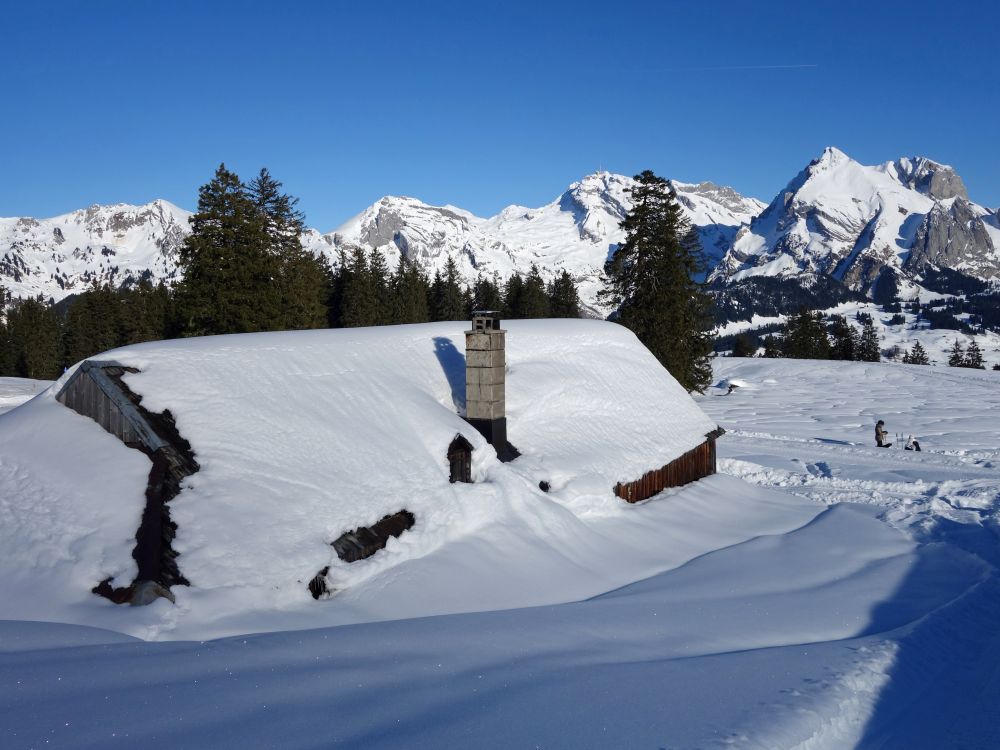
[881, 156, 969, 201]
[811, 146, 851, 171]
[906, 196, 997, 275]
[712, 147, 1000, 300]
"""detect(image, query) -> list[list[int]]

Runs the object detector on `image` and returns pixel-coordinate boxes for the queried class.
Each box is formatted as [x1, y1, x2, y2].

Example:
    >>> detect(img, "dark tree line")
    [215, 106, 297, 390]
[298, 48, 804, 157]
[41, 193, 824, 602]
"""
[328, 250, 580, 327]
[727, 307, 883, 362]
[0, 164, 583, 379]
[0, 282, 175, 379]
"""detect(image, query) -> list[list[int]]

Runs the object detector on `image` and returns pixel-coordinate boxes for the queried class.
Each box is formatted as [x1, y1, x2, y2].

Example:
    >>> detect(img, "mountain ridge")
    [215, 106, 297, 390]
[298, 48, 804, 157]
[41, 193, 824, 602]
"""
[1, 172, 765, 314]
[3, 151, 998, 316]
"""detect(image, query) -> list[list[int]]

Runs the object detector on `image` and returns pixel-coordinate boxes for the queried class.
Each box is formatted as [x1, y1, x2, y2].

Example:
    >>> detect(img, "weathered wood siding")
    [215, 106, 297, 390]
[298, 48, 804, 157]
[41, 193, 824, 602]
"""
[613, 437, 717, 503]
[56, 362, 166, 451]
[59, 366, 140, 445]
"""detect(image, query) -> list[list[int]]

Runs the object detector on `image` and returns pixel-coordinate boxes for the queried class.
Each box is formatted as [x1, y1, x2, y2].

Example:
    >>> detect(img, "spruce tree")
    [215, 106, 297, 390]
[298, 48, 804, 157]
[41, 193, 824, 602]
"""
[783, 307, 829, 359]
[908, 341, 930, 365]
[279, 248, 331, 330]
[598, 170, 713, 392]
[119, 279, 174, 345]
[762, 334, 782, 358]
[964, 339, 985, 369]
[471, 273, 504, 314]
[519, 264, 550, 318]
[857, 318, 881, 362]
[947, 340, 965, 367]
[327, 249, 350, 327]
[63, 284, 121, 364]
[176, 164, 277, 335]
[340, 247, 377, 327]
[390, 256, 431, 324]
[247, 168, 329, 330]
[731, 334, 755, 357]
[828, 315, 859, 361]
[367, 249, 391, 325]
[547, 270, 581, 318]
[503, 273, 525, 319]
[430, 257, 465, 321]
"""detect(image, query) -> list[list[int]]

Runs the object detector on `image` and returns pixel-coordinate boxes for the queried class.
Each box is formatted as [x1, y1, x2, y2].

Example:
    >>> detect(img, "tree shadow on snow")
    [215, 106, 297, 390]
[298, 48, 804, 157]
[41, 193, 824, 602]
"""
[433, 336, 466, 414]
[854, 514, 1000, 748]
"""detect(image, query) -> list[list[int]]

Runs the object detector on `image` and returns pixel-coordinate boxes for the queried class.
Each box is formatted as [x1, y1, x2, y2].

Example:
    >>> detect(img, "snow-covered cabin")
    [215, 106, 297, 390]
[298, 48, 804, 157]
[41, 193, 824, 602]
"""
[0, 319, 720, 630]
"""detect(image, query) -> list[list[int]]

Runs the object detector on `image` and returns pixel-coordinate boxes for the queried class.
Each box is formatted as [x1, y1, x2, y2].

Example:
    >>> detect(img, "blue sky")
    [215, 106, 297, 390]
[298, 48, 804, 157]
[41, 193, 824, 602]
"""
[3, 0, 998, 229]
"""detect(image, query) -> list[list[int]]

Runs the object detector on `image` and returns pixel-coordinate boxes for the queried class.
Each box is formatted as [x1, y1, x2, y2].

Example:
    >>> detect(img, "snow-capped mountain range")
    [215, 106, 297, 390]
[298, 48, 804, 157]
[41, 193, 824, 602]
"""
[2, 148, 998, 313]
[0, 200, 191, 301]
[310, 173, 765, 314]
[710, 147, 1000, 298]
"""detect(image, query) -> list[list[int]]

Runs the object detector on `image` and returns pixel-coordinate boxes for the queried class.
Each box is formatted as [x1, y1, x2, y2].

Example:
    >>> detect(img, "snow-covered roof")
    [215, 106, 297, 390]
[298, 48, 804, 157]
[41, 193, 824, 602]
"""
[0, 319, 717, 637]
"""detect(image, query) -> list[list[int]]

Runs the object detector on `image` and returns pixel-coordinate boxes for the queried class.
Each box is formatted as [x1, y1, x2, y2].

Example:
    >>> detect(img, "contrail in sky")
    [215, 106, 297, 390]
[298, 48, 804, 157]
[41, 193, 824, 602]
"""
[670, 63, 820, 71]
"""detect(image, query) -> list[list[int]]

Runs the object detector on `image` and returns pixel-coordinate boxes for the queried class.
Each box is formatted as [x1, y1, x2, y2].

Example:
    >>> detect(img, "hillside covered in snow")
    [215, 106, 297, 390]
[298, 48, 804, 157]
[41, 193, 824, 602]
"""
[0, 351, 996, 748]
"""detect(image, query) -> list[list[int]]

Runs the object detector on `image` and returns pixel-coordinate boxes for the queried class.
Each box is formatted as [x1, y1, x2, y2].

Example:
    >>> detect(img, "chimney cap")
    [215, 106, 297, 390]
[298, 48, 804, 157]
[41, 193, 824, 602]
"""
[470, 310, 502, 331]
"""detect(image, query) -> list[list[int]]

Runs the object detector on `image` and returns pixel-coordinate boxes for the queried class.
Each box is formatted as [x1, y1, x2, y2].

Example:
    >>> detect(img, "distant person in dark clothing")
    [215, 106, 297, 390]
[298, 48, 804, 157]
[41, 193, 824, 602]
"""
[875, 420, 892, 448]
[905, 435, 922, 452]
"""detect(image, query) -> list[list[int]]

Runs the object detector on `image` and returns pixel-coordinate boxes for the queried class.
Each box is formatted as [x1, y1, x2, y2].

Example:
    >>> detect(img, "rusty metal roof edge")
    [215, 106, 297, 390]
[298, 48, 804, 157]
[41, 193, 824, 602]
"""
[60, 360, 169, 453]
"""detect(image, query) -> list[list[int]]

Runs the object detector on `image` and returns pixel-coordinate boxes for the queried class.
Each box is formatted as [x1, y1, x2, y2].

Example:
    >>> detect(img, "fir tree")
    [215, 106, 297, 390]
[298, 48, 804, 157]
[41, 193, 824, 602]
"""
[327, 249, 350, 327]
[120, 280, 175, 345]
[762, 334, 782, 358]
[519, 264, 550, 318]
[340, 247, 377, 327]
[598, 170, 713, 392]
[731, 334, 755, 357]
[908, 341, 930, 365]
[964, 339, 985, 369]
[389, 256, 431, 324]
[430, 257, 465, 321]
[783, 307, 829, 359]
[470, 273, 504, 314]
[547, 270, 581, 318]
[947, 339, 965, 367]
[62, 284, 121, 365]
[247, 168, 329, 330]
[857, 318, 881, 362]
[177, 164, 330, 335]
[367, 249, 391, 325]
[175, 164, 278, 335]
[502, 273, 525, 319]
[828, 315, 859, 361]
[279, 248, 331, 330]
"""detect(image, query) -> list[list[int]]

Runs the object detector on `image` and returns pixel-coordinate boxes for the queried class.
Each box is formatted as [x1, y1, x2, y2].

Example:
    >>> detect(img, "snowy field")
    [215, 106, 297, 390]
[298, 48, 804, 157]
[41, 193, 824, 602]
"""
[0, 377, 50, 416]
[1, 347, 998, 748]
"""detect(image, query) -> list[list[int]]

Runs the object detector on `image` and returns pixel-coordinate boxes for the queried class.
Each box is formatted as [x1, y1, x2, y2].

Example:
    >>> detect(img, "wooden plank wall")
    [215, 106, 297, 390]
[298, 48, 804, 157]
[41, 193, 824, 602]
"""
[614, 438, 716, 503]
[59, 369, 141, 446]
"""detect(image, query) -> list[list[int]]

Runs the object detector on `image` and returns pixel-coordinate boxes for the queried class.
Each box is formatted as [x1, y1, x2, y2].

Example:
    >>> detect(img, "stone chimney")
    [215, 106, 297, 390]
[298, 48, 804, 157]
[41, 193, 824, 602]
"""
[465, 311, 515, 461]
